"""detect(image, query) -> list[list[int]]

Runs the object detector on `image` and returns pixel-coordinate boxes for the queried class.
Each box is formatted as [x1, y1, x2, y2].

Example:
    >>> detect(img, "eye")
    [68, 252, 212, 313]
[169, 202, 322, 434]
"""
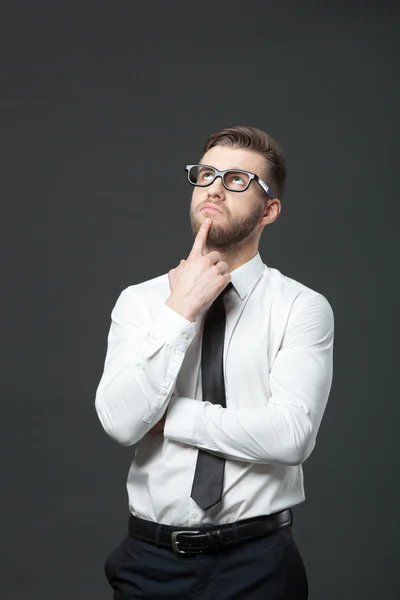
[225, 171, 249, 189]
[198, 169, 215, 182]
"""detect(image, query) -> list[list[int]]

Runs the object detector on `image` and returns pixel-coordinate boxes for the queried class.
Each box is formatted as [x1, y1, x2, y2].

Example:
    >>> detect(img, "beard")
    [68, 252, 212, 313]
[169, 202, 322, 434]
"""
[190, 201, 265, 250]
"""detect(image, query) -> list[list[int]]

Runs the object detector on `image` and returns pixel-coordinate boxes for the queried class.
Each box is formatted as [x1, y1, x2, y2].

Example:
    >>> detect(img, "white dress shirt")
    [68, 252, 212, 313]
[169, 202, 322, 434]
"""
[95, 252, 334, 527]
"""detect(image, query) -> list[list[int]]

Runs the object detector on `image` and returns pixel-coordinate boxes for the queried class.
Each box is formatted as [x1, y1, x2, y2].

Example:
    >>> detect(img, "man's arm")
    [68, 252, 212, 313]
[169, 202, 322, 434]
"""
[164, 292, 334, 466]
[96, 218, 233, 446]
[94, 286, 197, 446]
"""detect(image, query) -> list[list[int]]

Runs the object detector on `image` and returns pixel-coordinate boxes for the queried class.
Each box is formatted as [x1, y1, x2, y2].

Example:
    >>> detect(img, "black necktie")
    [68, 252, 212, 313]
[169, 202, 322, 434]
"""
[190, 282, 233, 510]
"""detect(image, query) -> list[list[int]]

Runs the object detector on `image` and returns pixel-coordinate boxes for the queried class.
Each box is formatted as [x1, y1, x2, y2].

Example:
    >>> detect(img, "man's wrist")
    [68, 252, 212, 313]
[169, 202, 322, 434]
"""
[165, 295, 197, 323]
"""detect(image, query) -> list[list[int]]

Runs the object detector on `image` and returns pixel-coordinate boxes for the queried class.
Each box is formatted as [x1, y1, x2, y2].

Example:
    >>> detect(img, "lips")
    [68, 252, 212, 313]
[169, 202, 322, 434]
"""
[200, 204, 223, 214]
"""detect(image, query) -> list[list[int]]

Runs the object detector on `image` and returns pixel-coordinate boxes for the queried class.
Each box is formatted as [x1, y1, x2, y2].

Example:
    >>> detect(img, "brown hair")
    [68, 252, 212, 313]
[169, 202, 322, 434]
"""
[203, 125, 286, 200]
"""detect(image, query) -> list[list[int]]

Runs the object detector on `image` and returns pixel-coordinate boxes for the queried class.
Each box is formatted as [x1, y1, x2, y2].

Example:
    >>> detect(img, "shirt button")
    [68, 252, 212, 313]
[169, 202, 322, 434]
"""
[192, 512, 199, 519]
[182, 333, 189, 340]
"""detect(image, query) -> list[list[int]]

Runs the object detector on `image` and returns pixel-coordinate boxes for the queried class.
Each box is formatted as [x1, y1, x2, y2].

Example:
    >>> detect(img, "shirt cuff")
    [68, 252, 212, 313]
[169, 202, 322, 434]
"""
[164, 395, 203, 445]
[148, 304, 197, 353]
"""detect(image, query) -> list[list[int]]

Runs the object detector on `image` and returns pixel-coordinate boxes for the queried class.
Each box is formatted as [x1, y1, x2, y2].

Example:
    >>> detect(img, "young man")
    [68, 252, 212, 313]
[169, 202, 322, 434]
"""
[95, 125, 334, 599]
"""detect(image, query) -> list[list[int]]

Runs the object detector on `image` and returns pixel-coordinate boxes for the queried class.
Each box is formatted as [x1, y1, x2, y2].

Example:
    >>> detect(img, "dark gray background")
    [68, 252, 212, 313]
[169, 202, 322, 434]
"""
[3, 1, 399, 599]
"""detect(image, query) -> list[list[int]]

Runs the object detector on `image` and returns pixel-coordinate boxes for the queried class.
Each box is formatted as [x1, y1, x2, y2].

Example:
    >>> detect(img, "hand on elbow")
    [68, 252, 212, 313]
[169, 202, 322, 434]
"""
[147, 412, 167, 435]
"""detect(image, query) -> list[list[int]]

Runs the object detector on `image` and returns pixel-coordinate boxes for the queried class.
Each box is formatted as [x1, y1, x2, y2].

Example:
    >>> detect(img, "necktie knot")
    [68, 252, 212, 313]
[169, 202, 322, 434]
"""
[217, 281, 233, 300]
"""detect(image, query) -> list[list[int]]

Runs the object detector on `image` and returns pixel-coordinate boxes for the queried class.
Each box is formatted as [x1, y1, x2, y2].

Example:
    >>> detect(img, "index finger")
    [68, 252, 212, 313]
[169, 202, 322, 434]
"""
[189, 218, 211, 256]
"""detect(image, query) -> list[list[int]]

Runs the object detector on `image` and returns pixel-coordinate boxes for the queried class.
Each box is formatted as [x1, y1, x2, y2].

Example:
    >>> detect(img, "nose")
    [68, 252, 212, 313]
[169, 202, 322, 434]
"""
[206, 175, 225, 199]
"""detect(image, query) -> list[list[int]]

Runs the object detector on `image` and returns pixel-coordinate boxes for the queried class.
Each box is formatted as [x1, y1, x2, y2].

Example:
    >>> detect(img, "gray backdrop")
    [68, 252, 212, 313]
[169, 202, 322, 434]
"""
[3, 1, 399, 599]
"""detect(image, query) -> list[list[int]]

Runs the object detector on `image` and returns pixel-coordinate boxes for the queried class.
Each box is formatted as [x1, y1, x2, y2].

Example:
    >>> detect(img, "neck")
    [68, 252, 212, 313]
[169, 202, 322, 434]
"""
[205, 241, 259, 273]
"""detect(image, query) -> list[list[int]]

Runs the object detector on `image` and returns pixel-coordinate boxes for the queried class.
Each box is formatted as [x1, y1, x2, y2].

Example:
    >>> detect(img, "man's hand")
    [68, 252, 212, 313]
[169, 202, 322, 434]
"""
[165, 218, 231, 322]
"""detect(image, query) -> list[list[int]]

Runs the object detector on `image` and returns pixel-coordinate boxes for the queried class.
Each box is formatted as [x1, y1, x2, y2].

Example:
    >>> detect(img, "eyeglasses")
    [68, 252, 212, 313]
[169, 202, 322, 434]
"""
[185, 164, 274, 198]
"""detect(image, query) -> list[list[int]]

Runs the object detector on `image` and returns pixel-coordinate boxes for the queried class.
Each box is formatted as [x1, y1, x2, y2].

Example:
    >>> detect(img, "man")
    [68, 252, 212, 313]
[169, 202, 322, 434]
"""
[95, 125, 334, 599]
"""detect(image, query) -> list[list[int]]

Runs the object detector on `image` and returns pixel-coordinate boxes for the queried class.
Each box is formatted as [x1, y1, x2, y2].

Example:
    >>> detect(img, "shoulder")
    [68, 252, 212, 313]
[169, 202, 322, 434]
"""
[262, 264, 334, 322]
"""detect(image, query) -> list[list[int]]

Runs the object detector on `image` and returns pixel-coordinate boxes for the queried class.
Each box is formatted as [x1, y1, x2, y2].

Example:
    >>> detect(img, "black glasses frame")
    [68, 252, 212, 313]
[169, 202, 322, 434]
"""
[185, 164, 274, 198]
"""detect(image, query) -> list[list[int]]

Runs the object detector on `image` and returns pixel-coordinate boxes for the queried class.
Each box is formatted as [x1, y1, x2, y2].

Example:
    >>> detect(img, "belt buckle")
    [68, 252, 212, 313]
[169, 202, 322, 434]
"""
[171, 530, 200, 554]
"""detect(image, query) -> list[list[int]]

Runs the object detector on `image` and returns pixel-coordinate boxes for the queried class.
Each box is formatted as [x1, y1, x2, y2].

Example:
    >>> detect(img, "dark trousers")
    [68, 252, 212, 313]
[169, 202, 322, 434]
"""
[104, 524, 309, 599]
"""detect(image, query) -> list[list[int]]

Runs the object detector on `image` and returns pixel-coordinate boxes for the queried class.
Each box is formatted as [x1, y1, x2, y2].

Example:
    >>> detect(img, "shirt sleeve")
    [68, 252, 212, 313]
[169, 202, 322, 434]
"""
[95, 286, 197, 446]
[164, 292, 334, 466]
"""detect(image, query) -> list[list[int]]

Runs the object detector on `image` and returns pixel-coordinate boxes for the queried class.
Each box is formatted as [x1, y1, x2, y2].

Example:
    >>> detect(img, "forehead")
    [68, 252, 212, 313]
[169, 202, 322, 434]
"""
[200, 145, 265, 177]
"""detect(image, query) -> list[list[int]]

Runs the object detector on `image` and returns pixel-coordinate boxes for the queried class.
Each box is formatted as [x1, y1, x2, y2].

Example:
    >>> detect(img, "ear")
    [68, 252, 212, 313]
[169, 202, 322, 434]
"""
[260, 198, 281, 226]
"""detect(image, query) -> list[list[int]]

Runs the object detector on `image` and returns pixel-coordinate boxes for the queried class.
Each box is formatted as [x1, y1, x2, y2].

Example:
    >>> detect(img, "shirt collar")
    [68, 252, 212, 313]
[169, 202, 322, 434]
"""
[230, 252, 265, 300]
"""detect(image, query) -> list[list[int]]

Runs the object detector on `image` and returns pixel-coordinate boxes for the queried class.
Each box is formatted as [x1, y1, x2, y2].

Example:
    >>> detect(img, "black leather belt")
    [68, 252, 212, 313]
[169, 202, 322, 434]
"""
[128, 508, 292, 554]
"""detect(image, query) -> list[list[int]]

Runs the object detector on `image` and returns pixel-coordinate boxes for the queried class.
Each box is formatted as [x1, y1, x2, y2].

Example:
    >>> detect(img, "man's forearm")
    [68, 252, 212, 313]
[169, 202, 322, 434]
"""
[163, 396, 317, 465]
[95, 289, 196, 446]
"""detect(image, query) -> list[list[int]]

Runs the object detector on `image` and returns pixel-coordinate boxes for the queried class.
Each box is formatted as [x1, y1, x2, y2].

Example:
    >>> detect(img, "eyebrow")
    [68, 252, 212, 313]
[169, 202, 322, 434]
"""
[201, 164, 248, 172]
